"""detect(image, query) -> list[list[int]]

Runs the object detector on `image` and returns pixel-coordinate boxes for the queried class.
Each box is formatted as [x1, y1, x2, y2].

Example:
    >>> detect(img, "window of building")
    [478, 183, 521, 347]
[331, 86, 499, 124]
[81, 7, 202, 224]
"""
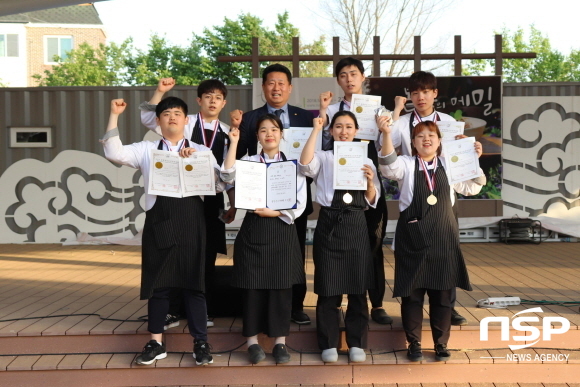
[9, 127, 54, 148]
[45, 36, 73, 63]
[0, 34, 19, 57]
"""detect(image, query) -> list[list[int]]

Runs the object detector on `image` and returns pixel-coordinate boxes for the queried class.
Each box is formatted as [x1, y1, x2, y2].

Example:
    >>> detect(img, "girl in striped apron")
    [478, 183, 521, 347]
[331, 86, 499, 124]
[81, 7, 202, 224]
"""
[299, 111, 380, 363]
[221, 112, 307, 365]
[377, 119, 485, 362]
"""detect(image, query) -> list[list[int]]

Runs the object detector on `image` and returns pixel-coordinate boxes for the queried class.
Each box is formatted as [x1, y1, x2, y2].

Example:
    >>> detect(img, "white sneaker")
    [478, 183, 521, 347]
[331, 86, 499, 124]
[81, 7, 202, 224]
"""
[321, 348, 338, 363]
[349, 347, 366, 362]
[206, 318, 214, 327]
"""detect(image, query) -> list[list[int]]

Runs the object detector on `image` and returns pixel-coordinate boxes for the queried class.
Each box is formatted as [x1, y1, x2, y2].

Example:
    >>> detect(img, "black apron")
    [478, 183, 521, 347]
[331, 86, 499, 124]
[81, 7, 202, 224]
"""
[140, 140, 206, 299]
[231, 152, 305, 290]
[191, 119, 228, 255]
[392, 157, 471, 298]
[313, 184, 374, 296]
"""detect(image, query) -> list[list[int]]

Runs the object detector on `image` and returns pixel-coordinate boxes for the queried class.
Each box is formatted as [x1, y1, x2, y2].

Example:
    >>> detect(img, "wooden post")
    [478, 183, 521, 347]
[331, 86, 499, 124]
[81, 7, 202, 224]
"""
[414, 36, 421, 72]
[252, 37, 260, 79]
[333, 36, 340, 73]
[373, 36, 381, 77]
[454, 35, 462, 76]
[292, 37, 300, 78]
[495, 34, 503, 76]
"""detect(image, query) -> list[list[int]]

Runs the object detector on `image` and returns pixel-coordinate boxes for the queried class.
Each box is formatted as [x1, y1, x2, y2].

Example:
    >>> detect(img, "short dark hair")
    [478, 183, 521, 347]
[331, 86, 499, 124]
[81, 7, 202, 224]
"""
[329, 110, 359, 129]
[255, 114, 283, 135]
[155, 96, 188, 117]
[335, 57, 365, 77]
[262, 64, 292, 85]
[197, 79, 228, 99]
[411, 121, 442, 156]
[409, 71, 437, 92]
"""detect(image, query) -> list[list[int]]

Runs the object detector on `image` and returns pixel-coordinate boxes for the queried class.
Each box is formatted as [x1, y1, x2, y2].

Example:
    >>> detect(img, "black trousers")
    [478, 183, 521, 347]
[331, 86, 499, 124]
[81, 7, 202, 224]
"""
[243, 288, 292, 338]
[148, 287, 208, 342]
[291, 212, 308, 312]
[316, 294, 368, 350]
[401, 288, 452, 345]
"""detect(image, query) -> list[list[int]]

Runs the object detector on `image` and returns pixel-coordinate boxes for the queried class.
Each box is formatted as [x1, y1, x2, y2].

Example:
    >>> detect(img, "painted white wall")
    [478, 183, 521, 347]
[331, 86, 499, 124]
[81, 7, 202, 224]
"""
[0, 23, 27, 87]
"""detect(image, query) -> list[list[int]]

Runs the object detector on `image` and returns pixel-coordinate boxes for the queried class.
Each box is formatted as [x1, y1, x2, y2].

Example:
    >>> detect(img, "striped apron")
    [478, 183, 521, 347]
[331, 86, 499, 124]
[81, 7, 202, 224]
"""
[313, 189, 374, 296]
[140, 140, 206, 300]
[392, 157, 471, 298]
[231, 153, 305, 290]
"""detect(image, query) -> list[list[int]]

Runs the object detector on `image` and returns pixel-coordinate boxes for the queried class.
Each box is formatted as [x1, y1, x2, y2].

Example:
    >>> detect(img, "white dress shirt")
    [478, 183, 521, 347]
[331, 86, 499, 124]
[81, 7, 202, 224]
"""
[299, 150, 380, 208]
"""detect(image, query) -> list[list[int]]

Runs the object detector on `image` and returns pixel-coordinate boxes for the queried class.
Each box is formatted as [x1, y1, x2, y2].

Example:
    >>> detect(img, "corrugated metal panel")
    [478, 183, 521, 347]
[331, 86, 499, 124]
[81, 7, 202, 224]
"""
[0, 85, 253, 174]
[504, 82, 580, 96]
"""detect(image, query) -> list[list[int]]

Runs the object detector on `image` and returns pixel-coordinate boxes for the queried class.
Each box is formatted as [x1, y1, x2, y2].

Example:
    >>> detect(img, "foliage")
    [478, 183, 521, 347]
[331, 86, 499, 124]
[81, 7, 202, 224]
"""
[463, 26, 580, 82]
[33, 41, 131, 86]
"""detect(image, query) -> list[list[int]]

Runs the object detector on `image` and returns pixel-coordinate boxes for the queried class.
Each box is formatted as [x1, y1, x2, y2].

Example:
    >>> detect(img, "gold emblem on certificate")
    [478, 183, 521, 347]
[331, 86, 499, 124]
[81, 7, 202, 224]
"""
[355, 106, 363, 113]
[338, 157, 347, 165]
[155, 162, 163, 169]
[185, 164, 193, 171]
[427, 194, 437, 205]
[343, 192, 353, 204]
[293, 141, 300, 148]
[451, 155, 459, 163]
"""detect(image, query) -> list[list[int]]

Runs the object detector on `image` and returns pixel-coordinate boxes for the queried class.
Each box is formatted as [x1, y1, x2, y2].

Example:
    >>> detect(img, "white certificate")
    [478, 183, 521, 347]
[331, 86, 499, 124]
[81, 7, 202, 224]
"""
[443, 137, 481, 184]
[280, 127, 321, 160]
[333, 141, 368, 190]
[180, 151, 216, 197]
[437, 121, 465, 142]
[149, 150, 182, 198]
[351, 94, 382, 141]
[235, 160, 297, 210]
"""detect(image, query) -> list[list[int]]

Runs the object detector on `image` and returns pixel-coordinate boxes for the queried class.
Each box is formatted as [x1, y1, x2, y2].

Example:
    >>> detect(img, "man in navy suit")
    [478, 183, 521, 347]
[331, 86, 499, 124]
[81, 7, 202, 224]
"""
[237, 64, 314, 325]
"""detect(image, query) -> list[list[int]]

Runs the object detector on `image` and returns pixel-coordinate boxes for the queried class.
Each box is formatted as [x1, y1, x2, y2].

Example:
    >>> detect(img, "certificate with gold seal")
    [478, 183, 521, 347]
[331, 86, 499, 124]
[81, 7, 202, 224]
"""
[436, 121, 465, 142]
[442, 137, 481, 184]
[280, 127, 322, 160]
[333, 141, 368, 190]
[149, 149, 216, 197]
[351, 94, 382, 141]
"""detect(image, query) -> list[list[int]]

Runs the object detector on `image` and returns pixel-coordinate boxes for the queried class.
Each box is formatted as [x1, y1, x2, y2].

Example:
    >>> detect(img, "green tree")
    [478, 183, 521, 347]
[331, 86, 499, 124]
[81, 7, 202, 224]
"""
[124, 34, 204, 86]
[196, 12, 330, 84]
[33, 40, 131, 86]
[464, 26, 580, 82]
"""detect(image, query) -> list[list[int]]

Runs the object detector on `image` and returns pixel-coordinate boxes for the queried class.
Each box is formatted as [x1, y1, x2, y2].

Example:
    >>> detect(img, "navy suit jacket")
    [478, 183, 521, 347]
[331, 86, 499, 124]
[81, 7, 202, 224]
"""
[237, 104, 314, 159]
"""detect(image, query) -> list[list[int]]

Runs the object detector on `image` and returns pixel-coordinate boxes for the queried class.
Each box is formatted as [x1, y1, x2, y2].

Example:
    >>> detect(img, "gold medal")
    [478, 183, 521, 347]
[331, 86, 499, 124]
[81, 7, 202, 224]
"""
[355, 106, 363, 113]
[338, 157, 347, 165]
[293, 141, 300, 148]
[155, 162, 163, 169]
[185, 164, 193, 172]
[343, 193, 353, 204]
[427, 194, 437, 205]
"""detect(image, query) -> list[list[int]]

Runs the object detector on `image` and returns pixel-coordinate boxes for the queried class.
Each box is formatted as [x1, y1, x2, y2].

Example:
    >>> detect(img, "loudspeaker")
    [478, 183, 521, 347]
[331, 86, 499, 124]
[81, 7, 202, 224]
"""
[207, 265, 243, 317]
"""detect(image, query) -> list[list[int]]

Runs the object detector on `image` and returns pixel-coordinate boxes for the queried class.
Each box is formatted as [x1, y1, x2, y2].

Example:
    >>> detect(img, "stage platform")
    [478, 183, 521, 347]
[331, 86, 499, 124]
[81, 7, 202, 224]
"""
[0, 243, 578, 386]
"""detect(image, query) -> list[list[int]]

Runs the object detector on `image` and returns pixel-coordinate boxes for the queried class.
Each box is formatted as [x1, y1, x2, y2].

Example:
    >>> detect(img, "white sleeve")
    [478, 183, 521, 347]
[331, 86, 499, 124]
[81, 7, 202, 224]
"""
[139, 102, 162, 135]
[279, 172, 307, 224]
[298, 151, 323, 179]
[452, 169, 486, 196]
[100, 128, 145, 169]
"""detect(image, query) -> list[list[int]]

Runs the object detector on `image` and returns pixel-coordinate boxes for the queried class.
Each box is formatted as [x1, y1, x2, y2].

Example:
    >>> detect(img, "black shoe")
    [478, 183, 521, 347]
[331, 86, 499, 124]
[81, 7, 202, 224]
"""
[290, 310, 311, 325]
[435, 343, 451, 361]
[193, 340, 213, 365]
[371, 308, 393, 325]
[272, 343, 291, 364]
[451, 309, 468, 326]
[407, 341, 423, 362]
[163, 314, 180, 330]
[135, 340, 167, 365]
[248, 344, 266, 364]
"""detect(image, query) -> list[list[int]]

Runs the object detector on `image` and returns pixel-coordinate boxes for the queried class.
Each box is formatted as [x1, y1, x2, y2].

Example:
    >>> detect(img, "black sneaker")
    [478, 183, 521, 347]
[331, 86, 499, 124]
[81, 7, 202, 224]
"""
[407, 341, 423, 362]
[370, 308, 393, 325]
[290, 310, 311, 325]
[435, 343, 451, 361]
[163, 314, 180, 330]
[193, 340, 213, 365]
[451, 309, 468, 326]
[272, 343, 291, 364]
[135, 340, 167, 365]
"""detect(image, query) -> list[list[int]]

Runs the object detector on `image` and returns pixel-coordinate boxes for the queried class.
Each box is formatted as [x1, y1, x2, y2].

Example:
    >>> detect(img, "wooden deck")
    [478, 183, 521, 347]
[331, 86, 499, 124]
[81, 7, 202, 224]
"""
[0, 243, 578, 385]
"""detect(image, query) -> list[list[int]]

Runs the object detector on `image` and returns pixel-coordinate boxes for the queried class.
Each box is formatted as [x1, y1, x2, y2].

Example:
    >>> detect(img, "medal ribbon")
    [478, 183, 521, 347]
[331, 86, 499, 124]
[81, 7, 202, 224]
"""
[413, 109, 438, 125]
[342, 98, 351, 110]
[259, 150, 281, 163]
[418, 155, 438, 194]
[198, 113, 219, 149]
[161, 138, 186, 152]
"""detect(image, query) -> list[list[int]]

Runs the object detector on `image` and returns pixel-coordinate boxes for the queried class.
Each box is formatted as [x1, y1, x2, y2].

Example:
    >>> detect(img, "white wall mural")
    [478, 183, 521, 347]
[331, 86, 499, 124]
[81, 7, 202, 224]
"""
[0, 149, 145, 243]
[502, 97, 580, 236]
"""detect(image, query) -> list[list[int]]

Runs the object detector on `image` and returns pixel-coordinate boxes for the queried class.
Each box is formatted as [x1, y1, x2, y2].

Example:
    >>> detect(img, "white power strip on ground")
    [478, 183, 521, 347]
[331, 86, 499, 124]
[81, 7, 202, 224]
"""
[477, 296, 521, 308]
